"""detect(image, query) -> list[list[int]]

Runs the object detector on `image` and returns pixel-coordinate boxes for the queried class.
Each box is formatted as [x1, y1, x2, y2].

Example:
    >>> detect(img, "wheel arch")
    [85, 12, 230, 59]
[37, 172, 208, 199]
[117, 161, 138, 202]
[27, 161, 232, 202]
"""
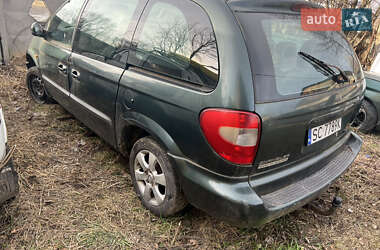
[363, 96, 379, 121]
[116, 112, 183, 158]
[26, 53, 37, 69]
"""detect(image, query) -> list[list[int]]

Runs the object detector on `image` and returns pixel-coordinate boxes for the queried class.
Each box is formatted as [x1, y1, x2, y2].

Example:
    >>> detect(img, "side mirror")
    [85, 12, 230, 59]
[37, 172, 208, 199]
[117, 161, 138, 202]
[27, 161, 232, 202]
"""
[31, 22, 45, 37]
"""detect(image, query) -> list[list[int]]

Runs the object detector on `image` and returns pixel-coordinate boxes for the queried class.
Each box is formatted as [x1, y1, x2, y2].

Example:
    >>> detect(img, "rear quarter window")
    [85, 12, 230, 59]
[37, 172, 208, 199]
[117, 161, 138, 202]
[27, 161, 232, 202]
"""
[128, 0, 219, 90]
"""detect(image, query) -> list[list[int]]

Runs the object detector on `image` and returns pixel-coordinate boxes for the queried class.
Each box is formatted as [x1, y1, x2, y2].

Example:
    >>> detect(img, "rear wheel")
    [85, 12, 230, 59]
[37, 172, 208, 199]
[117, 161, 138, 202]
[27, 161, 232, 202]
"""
[26, 66, 54, 104]
[352, 100, 378, 134]
[129, 137, 187, 217]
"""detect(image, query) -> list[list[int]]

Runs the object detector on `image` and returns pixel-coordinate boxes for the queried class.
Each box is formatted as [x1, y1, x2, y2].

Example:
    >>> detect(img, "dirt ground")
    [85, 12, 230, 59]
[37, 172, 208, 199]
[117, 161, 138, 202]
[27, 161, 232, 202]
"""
[0, 60, 379, 249]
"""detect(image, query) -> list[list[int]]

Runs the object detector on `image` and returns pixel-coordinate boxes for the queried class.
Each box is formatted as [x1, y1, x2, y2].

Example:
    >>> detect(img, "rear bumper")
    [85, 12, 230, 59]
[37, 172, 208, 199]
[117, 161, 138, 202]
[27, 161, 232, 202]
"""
[0, 148, 19, 204]
[172, 131, 362, 227]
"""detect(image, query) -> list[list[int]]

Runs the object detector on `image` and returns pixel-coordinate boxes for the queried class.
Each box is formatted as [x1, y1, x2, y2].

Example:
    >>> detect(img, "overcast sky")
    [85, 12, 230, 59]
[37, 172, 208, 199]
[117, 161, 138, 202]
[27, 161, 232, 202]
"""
[372, 0, 380, 10]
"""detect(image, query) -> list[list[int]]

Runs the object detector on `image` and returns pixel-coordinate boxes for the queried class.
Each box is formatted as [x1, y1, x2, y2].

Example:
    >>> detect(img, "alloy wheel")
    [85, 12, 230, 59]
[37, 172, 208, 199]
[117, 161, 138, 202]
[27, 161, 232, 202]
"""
[134, 150, 167, 206]
[29, 75, 45, 99]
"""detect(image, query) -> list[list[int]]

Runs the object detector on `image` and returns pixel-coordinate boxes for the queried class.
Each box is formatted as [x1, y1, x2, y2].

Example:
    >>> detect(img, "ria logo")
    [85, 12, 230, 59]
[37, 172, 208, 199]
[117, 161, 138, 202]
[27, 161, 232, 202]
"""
[342, 9, 372, 31]
[301, 8, 372, 31]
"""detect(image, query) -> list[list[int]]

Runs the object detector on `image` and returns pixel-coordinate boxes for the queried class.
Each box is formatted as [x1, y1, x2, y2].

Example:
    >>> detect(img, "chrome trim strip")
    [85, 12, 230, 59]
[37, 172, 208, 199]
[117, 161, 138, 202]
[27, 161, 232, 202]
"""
[167, 153, 247, 180]
[42, 75, 70, 96]
[42, 75, 111, 124]
[71, 94, 112, 123]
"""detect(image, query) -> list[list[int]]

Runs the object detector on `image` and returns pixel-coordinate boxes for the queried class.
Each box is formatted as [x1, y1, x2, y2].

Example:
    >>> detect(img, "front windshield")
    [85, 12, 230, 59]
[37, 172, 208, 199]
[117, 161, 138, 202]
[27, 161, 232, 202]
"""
[238, 13, 361, 102]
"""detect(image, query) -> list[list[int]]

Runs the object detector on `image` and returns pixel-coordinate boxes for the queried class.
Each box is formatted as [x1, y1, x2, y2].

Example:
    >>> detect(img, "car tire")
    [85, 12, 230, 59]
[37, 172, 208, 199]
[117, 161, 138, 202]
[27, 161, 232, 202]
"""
[26, 66, 55, 104]
[354, 100, 378, 134]
[129, 137, 187, 217]
[0, 160, 19, 205]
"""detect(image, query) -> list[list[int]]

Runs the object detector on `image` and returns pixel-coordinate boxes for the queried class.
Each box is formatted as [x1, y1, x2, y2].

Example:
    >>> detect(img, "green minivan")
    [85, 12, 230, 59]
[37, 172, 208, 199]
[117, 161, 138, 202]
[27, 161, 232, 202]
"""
[26, 0, 364, 227]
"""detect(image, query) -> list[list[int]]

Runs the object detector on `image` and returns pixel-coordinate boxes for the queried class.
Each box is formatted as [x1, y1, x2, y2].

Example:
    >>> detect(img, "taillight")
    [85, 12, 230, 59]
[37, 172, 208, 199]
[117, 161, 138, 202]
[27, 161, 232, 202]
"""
[200, 109, 261, 165]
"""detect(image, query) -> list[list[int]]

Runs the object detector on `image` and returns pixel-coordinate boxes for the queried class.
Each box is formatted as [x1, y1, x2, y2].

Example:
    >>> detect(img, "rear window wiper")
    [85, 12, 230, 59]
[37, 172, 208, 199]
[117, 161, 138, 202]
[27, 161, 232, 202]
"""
[298, 51, 349, 84]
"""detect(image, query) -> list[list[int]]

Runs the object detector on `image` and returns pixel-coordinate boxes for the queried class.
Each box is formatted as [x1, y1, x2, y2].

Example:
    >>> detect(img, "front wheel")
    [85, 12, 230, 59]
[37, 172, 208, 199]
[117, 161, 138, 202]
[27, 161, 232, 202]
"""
[26, 66, 54, 104]
[129, 137, 187, 217]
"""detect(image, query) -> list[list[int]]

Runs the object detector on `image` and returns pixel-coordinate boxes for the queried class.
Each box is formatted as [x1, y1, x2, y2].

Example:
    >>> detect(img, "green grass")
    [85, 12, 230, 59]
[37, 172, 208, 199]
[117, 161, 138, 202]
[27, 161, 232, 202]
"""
[76, 224, 132, 248]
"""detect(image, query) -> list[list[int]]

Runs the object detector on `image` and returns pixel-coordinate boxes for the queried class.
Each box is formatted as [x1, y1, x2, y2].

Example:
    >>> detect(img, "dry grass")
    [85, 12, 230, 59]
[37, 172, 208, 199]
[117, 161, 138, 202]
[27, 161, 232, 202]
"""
[0, 60, 379, 249]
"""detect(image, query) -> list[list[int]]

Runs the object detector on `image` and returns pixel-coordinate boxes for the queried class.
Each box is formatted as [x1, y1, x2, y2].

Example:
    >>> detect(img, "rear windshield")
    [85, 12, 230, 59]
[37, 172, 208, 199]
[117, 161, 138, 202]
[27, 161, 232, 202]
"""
[237, 13, 362, 103]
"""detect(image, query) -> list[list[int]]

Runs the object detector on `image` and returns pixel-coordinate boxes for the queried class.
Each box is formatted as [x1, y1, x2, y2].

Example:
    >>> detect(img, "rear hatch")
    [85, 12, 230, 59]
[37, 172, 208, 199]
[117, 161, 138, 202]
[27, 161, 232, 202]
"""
[235, 9, 365, 174]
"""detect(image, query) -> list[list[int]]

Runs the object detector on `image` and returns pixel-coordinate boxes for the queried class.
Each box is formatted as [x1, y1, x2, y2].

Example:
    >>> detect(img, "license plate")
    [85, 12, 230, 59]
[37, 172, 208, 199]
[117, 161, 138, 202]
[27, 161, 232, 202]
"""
[308, 118, 342, 145]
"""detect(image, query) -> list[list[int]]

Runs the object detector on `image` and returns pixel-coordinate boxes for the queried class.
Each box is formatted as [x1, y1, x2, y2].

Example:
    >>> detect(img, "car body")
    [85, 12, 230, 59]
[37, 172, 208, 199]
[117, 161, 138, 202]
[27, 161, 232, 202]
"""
[352, 70, 380, 134]
[0, 104, 18, 204]
[362, 72, 380, 130]
[352, 54, 380, 133]
[26, 0, 364, 227]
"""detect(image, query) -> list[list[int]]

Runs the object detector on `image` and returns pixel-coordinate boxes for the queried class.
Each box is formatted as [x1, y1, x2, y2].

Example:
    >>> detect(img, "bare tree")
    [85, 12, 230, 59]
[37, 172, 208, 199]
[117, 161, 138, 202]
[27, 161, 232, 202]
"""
[189, 27, 216, 61]
[309, 0, 380, 69]
[146, 20, 216, 65]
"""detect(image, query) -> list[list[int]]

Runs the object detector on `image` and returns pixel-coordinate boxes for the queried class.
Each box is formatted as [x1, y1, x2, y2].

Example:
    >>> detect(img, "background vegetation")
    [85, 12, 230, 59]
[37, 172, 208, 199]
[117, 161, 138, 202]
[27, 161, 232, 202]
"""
[311, 0, 380, 69]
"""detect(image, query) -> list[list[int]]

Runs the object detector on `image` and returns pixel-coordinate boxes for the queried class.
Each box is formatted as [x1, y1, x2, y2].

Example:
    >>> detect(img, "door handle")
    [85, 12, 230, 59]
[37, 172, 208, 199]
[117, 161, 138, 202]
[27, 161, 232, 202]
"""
[57, 63, 67, 74]
[71, 69, 80, 80]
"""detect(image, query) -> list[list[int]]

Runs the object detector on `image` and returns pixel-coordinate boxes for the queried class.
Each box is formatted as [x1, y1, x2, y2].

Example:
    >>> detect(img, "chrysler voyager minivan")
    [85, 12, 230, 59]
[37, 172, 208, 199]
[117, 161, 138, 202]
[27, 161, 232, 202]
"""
[26, 0, 364, 226]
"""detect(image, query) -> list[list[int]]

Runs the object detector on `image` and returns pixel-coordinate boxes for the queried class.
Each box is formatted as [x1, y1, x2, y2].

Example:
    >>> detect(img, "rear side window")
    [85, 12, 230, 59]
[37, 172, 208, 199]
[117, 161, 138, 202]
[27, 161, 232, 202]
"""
[129, 0, 219, 89]
[237, 13, 361, 102]
[46, 0, 85, 48]
[73, 0, 140, 67]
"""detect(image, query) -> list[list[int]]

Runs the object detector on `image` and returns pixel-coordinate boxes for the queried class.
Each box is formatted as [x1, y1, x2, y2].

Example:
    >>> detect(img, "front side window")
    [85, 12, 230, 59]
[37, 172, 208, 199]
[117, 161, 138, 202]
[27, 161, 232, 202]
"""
[47, 0, 85, 48]
[129, 0, 219, 89]
[73, 0, 139, 67]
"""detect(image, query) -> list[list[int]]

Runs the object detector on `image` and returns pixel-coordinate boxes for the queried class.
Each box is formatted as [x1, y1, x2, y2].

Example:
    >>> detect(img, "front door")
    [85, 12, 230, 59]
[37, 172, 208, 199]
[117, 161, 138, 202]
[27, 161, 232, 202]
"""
[69, 0, 145, 146]
[39, 0, 85, 108]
